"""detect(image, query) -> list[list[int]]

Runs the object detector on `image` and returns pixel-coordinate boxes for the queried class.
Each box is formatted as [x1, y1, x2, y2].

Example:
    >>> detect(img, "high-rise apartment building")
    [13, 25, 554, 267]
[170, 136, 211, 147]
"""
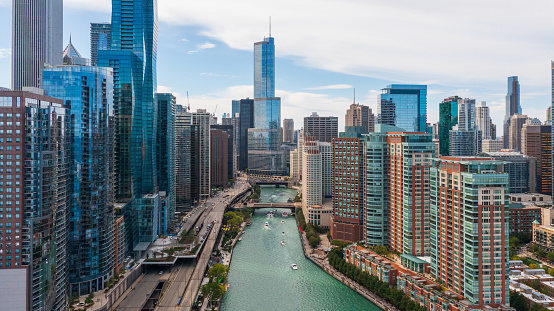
[248, 35, 286, 175]
[378, 84, 427, 132]
[331, 127, 366, 244]
[449, 99, 482, 157]
[430, 157, 509, 306]
[12, 0, 63, 90]
[387, 132, 434, 256]
[523, 124, 552, 195]
[476, 101, 493, 139]
[210, 129, 229, 187]
[0, 90, 69, 311]
[175, 110, 193, 210]
[508, 114, 529, 151]
[193, 110, 211, 200]
[236, 99, 254, 171]
[90, 22, 111, 66]
[212, 124, 235, 182]
[504, 76, 521, 148]
[155, 93, 176, 232]
[42, 66, 115, 296]
[484, 151, 536, 194]
[283, 118, 294, 143]
[345, 103, 374, 133]
[438, 96, 459, 156]
[304, 112, 338, 143]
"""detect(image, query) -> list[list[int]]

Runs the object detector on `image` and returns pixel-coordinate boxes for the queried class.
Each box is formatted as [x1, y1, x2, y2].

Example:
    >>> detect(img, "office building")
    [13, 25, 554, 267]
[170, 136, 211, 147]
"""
[236, 99, 254, 171]
[90, 22, 111, 66]
[482, 139, 503, 153]
[290, 148, 301, 181]
[476, 101, 493, 139]
[430, 157, 509, 306]
[210, 129, 229, 187]
[438, 96, 460, 156]
[12, 0, 63, 90]
[378, 84, 427, 132]
[62, 38, 89, 66]
[248, 35, 286, 175]
[523, 124, 552, 195]
[283, 118, 294, 143]
[42, 66, 115, 296]
[508, 114, 529, 151]
[175, 110, 193, 210]
[345, 103, 374, 133]
[449, 130, 482, 156]
[0, 90, 69, 311]
[387, 132, 434, 256]
[155, 93, 176, 231]
[504, 76, 521, 148]
[192, 110, 211, 199]
[484, 151, 536, 194]
[304, 112, 338, 143]
[331, 127, 366, 243]
[232, 100, 240, 117]
[212, 124, 235, 182]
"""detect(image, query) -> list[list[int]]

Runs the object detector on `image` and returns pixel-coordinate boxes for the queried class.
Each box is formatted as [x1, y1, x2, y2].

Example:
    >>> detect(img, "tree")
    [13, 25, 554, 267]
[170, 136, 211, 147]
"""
[529, 245, 540, 253]
[510, 236, 521, 248]
[201, 282, 226, 303]
[547, 252, 554, 262]
[529, 263, 539, 269]
[208, 263, 229, 283]
[309, 235, 321, 248]
[251, 192, 259, 200]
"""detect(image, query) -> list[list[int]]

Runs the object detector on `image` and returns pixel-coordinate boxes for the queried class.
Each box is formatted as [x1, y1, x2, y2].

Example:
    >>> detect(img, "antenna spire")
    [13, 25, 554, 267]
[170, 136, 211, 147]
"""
[353, 87, 356, 104]
[269, 16, 271, 37]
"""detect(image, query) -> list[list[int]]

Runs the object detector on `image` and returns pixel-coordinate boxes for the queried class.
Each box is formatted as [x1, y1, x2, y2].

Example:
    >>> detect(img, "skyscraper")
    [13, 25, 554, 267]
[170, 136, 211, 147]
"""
[193, 109, 211, 200]
[283, 118, 294, 143]
[438, 96, 459, 156]
[0, 90, 69, 311]
[175, 110, 193, 210]
[430, 157, 509, 306]
[504, 76, 521, 148]
[449, 99, 482, 157]
[475, 101, 493, 139]
[523, 124, 552, 195]
[237, 98, 254, 171]
[378, 84, 427, 132]
[90, 22, 111, 66]
[345, 103, 374, 133]
[42, 65, 115, 296]
[304, 112, 339, 143]
[210, 129, 229, 187]
[211, 124, 235, 182]
[508, 114, 529, 151]
[12, 0, 63, 90]
[248, 35, 286, 175]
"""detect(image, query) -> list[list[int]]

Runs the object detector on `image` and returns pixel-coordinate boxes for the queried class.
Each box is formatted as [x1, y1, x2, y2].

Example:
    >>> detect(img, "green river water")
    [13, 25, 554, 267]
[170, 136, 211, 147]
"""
[220, 186, 381, 311]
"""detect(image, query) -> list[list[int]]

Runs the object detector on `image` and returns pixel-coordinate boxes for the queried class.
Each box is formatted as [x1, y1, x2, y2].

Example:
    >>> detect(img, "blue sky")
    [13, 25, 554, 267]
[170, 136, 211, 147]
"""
[0, 0, 553, 132]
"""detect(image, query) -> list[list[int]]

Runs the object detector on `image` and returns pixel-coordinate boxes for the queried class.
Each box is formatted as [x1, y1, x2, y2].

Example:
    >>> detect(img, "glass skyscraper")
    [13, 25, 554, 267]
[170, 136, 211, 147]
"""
[378, 84, 427, 132]
[504, 76, 521, 148]
[42, 66, 115, 296]
[90, 22, 111, 66]
[248, 35, 285, 175]
[438, 96, 459, 156]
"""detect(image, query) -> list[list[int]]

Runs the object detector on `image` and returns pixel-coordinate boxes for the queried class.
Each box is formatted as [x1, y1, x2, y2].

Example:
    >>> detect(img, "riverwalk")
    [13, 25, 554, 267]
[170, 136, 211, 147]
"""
[298, 230, 398, 311]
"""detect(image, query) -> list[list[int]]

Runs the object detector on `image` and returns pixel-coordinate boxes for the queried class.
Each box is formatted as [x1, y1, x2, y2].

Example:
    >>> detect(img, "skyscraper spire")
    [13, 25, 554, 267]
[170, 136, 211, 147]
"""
[353, 87, 356, 104]
[269, 16, 271, 37]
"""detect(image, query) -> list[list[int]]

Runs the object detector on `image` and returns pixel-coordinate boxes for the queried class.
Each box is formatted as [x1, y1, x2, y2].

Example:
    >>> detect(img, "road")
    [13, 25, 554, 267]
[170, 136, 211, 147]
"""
[115, 267, 169, 310]
[154, 180, 250, 311]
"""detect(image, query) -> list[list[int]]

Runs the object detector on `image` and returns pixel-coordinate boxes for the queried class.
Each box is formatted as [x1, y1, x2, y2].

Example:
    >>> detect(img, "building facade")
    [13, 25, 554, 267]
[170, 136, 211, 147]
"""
[90, 22, 111, 66]
[504, 76, 521, 148]
[509, 114, 529, 152]
[210, 129, 229, 187]
[523, 124, 552, 195]
[211, 124, 235, 182]
[175, 110, 193, 210]
[484, 151, 536, 194]
[192, 110, 211, 200]
[345, 103, 374, 133]
[304, 112, 338, 143]
[483, 139, 504, 153]
[378, 84, 427, 132]
[236, 98, 254, 171]
[42, 66, 116, 296]
[12, 0, 63, 90]
[438, 96, 460, 156]
[283, 118, 294, 143]
[430, 157, 509, 306]
[476, 101, 493, 140]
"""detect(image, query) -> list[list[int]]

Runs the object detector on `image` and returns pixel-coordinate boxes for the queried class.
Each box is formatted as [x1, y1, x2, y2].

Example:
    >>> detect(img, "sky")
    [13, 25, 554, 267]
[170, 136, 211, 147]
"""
[0, 0, 553, 132]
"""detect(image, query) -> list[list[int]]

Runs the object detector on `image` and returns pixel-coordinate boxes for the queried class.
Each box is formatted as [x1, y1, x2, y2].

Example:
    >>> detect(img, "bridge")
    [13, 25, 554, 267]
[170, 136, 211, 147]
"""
[247, 202, 300, 212]
[249, 177, 292, 188]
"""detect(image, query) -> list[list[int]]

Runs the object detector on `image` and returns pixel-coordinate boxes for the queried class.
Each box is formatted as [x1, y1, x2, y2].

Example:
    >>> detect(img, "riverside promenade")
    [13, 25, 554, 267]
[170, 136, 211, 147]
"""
[298, 230, 398, 311]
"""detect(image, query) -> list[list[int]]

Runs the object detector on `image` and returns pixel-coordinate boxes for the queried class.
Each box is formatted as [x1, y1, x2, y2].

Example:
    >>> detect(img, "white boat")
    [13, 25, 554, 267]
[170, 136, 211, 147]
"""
[238, 237, 242, 241]
[281, 220, 285, 224]
[291, 264, 298, 270]
[282, 211, 289, 218]
[281, 239, 286, 245]
[282, 231, 285, 235]
[264, 222, 270, 228]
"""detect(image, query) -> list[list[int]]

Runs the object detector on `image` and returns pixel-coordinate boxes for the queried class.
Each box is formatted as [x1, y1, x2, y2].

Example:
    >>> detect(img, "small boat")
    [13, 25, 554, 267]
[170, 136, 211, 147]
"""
[238, 237, 242, 241]
[282, 212, 288, 218]
[287, 198, 293, 203]
[282, 231, 285, 235]
[291, 264, 298, 270]
[264, 222, 270, 228]
[281, 239, 286, 245]
[246, 221, 251, 226]
[281, 220, 285, 224]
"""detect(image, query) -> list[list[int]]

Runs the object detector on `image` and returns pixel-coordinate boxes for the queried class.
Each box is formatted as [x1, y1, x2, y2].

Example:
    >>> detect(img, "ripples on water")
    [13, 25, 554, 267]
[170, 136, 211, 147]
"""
[220, 187, 381, 311]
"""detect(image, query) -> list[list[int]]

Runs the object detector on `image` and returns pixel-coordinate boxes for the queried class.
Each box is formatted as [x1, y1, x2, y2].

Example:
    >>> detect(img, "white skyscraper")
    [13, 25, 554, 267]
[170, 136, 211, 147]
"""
[12, 0, 63, 90]
[476, 101, 492, 139]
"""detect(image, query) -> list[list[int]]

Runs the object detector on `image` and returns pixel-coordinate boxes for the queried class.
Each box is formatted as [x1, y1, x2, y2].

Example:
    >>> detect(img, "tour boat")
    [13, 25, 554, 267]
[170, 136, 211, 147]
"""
[291, 264, 298, 270]
[282, 211, 289, 218]
[281, 239, 286, 245]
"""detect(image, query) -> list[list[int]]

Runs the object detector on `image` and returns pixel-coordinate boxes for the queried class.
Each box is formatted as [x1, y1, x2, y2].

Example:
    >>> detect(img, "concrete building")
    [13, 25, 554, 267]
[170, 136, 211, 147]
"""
[12, 0, 63, 90]
[522, 124, 552, 195]
[211, 124, 235, 182]
[509, 205, 541, 235]
[0, 90, 69, 311]
[476, 101, 493, 139]
[508, 114, 528, 151]
[533, 222, 554, 252]
[484, 151, 536, 193]
[430, 157, 509, 306]
[175, 110, 193, 210]
[192, 110, 211, 200]
[283, 118, 294, 143]
[290, 148, 301, 181]
[210, 129, 229, 187]
[387, 132, 434, 256]
[345, 103, 374, 133]
[304, 112, 338, 143]
[331, 127, 366, 243]
[482, 139, 504, 153]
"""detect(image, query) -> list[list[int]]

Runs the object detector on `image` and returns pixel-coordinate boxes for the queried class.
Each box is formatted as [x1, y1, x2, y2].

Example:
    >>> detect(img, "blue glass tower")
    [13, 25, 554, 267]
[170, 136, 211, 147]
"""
[378, 84, 427, 132]
[42, 65, 115, 296]
[248, 35, 285, 175]
[504, 76, 521, 148]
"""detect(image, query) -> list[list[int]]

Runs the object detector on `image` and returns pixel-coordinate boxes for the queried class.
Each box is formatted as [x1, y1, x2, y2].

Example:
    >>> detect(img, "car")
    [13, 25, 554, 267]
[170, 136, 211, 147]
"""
[77, 302, 85, 307]
[159, 271, 163, 275]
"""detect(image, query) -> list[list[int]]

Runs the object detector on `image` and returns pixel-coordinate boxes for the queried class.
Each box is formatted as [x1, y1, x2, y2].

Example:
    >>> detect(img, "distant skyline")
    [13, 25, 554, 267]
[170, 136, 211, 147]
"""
[1, 0, 553, 131]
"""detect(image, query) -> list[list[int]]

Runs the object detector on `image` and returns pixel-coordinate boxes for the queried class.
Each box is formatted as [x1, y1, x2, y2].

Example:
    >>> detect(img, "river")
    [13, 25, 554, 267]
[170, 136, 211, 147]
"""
[220, 186, 381, 311]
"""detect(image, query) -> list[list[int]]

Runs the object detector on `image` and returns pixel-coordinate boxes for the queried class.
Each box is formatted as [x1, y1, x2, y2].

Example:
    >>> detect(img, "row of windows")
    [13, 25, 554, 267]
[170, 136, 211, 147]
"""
[0, 113, 20, 118]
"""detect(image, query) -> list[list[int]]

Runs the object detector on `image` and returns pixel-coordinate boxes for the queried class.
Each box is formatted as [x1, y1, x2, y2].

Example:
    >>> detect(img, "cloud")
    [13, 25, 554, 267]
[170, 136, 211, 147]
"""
[180, 38, 189, 42]
[0, 48, 10, 59]
[187, 42, 216, 54]
[65, 0, 111, 12]
[306, 84, 353, 90]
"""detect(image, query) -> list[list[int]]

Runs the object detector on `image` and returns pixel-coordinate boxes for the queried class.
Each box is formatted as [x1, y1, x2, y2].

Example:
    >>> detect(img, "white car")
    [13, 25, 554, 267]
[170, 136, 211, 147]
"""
[159, 271, 163, 275]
